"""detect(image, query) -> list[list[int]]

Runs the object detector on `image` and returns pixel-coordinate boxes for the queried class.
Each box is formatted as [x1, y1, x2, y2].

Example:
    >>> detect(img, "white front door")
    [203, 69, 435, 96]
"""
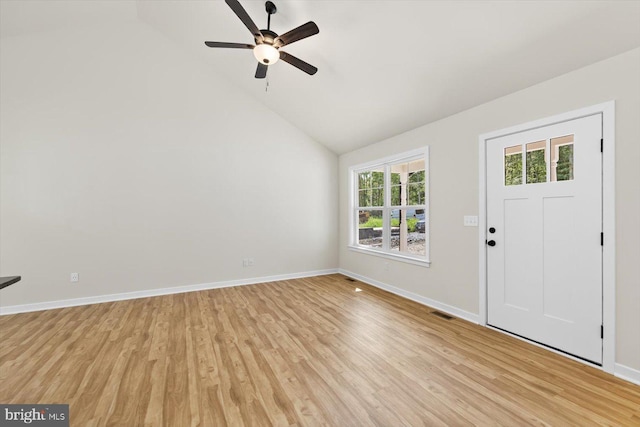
[486, 114, 603, 364]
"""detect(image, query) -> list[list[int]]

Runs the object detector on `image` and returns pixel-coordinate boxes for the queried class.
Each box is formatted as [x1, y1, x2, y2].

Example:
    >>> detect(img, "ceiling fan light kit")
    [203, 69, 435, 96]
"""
[253, 43, 279, 65]
[205, 0, 319, 79]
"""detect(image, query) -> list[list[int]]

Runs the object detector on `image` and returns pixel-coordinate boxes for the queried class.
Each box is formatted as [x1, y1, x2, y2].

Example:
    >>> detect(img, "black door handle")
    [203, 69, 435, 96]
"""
[489, 227, 496, 233]
[487, 240, 496, 247]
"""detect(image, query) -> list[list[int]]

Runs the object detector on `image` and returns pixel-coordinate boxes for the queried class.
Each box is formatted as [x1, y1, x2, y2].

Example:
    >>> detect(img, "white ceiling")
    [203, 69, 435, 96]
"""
[3, 1, 640, 154]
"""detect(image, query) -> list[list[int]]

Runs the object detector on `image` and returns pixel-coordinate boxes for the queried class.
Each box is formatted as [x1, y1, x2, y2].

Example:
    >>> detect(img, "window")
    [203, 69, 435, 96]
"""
[504, 135, 574, 186]
[349, 147, 429, 265]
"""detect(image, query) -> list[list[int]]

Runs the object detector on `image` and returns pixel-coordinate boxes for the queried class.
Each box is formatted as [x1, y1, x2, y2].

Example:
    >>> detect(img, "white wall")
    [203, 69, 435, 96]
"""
[339, 48, 640, 372]
[0, 21, 338, 307]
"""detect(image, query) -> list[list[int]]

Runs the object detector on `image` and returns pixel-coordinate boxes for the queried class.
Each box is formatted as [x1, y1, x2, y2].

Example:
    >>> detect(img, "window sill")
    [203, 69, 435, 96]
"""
[348, 245, 431, 267]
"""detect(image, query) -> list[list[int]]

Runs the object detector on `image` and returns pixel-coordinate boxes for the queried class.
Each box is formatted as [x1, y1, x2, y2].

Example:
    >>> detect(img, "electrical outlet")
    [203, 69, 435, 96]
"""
[70, 273, 79, 282]
[242, 258, 255, 267]
[247, 258, 254, 267]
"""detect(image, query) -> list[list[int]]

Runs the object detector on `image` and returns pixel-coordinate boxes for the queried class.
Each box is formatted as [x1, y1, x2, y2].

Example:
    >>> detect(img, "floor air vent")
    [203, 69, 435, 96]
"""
[431, 311, 454, 320]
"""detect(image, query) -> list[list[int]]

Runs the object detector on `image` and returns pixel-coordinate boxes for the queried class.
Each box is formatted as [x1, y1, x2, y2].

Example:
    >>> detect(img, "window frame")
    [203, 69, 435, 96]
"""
[348, 146, 430, 266]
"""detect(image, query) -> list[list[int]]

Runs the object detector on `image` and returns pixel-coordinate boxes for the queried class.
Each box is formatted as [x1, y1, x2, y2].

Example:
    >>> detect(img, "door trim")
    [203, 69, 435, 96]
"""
[478, 101, 615, 373]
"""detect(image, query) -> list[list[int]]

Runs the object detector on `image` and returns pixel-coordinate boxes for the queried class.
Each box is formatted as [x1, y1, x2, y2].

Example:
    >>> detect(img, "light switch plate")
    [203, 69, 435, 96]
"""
[464, 216, 479, 227]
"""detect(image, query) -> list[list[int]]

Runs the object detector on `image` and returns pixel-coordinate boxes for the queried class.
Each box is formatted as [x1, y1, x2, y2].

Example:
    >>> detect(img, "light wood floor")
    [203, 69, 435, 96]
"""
[1, 274, 639, 426]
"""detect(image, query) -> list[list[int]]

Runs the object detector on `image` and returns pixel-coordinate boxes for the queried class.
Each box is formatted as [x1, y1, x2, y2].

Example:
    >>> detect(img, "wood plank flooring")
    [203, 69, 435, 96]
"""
[1, 274, 639, 426]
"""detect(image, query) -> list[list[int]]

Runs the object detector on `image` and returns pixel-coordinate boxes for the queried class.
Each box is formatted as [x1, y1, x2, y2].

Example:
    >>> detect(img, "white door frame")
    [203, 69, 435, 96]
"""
[478, 101, 615, 373]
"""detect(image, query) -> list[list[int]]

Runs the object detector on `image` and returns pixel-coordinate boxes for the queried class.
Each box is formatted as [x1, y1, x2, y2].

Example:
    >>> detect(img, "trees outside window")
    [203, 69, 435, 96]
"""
[504, 137, 574, 186]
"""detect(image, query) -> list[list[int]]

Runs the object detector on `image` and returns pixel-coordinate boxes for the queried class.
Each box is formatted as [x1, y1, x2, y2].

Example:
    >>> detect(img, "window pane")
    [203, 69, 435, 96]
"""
[390, 159, 425, 206]
[551, 135, 574, 182]
[358, 169, 384, 207]
[391, 174, 401, 206]
[371, 187, 383, 206]
[358, 210, 383, 248]
[526, 140, 547, 184]
[358, 189, 370, 207]
[504, 145, 523, 186]
[389, 209, 426, 256]
[408, 182, 424, 205]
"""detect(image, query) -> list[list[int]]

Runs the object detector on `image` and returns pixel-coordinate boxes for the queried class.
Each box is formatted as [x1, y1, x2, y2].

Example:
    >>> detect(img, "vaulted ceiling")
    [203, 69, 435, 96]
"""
[2, 1, 640, 154]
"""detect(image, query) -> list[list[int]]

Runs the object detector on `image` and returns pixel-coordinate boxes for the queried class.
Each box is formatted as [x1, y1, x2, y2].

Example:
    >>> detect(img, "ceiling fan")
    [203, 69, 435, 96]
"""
[205, 0, 319, 79]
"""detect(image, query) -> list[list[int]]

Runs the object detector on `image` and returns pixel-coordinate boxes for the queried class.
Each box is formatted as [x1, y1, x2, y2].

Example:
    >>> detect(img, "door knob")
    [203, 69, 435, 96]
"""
[487, 240, 496, 247]
[489, 227, 496, 233]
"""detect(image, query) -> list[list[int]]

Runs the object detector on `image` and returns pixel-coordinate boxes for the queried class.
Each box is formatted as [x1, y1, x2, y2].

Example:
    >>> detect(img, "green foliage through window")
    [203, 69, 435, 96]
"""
[390, 170, 425, 205]
[408, 170, 425, 205]
[505, 153, 522, 186]
[358, 216, 418, 232]
[556, 145, 574, 181]
[358, 171, 384, 207]
[526, 149, 547, 184]
[505, 148, 557, 185]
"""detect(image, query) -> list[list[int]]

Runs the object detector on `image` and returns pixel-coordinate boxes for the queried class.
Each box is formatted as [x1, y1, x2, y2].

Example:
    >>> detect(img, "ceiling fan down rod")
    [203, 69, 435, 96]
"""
[265, 1, 277, 31]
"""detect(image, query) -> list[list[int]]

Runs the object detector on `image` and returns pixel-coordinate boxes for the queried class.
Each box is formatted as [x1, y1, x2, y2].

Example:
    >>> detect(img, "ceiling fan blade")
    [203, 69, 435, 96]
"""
[255, 63, 268, 79]
[204, 41, 254, 49]
[279, 51, 317, 75]
[274, 21, 319, 48]
[225, 0, 264, 43]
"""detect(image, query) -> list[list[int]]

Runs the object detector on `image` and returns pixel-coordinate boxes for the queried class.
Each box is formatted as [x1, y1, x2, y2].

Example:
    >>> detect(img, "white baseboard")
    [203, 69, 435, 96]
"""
[615, 363, 640, 386]
[338, 269, 479, 324]
[0, 269, 339, 316]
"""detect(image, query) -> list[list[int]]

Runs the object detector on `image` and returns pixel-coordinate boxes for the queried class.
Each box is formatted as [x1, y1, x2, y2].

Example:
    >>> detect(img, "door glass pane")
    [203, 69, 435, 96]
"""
[358, 209, 383, 248]
[526, 140, 547, 184]
[504, 145, 523, 186]
[551, 135, 574, 182]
